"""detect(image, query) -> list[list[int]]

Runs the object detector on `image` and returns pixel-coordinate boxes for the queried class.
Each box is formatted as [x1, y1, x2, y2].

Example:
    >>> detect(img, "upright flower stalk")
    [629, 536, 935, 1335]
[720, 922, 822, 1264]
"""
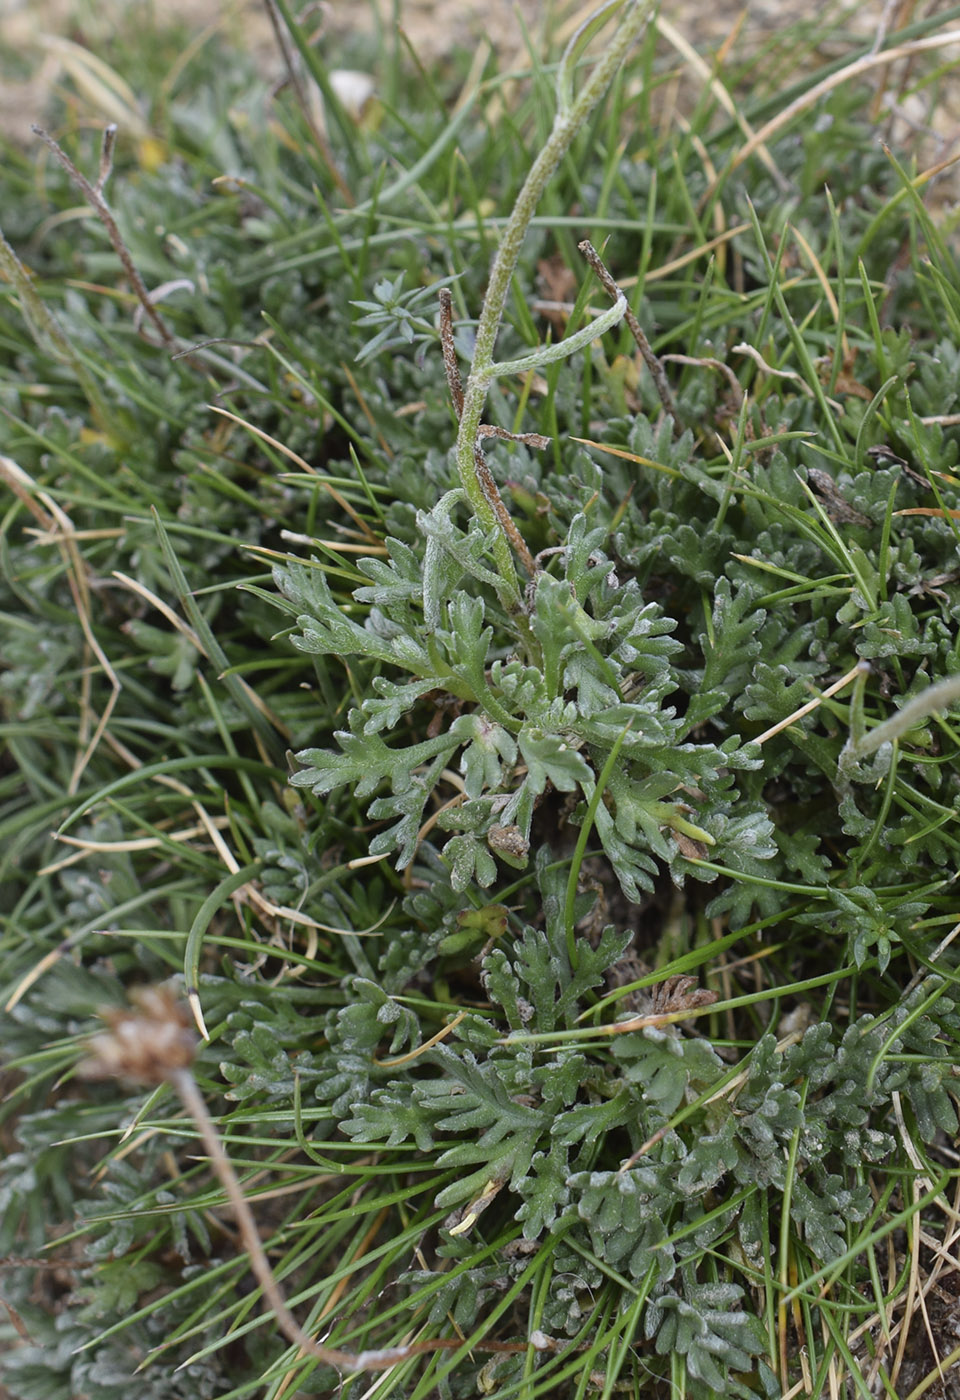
[453, 0, 653, 609]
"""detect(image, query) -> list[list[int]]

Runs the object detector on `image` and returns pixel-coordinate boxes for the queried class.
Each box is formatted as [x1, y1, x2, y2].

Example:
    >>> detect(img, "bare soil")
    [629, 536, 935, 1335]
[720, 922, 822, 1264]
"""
[6, 1, 958, 206]
[0, 0, 924, 142]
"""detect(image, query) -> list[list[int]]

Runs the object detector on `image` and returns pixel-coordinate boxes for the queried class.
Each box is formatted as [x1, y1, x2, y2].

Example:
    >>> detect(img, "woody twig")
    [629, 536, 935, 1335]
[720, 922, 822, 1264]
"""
[578, 239, 682, 437]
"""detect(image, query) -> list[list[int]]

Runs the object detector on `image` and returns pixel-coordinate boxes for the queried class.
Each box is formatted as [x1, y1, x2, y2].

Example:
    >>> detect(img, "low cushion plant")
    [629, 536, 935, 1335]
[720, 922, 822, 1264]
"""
[1, 2, 959, 1396]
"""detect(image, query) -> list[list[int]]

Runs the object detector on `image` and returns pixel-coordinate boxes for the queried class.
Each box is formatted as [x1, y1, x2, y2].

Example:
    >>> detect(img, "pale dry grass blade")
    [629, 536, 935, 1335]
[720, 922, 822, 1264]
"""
[724, 29, 960, 188]
[39, 34, 150, 136]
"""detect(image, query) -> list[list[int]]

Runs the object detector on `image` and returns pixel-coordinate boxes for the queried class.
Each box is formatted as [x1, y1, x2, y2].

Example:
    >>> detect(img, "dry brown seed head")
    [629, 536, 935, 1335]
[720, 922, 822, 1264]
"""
[79, 985, 197, 1084]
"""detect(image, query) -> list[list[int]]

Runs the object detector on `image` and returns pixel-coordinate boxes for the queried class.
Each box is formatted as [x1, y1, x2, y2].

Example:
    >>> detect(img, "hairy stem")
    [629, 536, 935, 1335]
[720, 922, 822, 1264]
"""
[454, 0, 653, 607]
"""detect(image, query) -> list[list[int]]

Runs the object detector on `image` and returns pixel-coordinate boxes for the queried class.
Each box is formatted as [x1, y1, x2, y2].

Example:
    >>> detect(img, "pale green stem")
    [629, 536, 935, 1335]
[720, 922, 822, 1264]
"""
[455, 0, 653, 608]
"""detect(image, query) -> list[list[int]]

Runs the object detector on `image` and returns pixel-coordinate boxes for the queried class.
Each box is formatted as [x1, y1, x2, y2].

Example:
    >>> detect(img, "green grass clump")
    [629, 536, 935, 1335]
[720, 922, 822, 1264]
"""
[2, 2, 960, 1397]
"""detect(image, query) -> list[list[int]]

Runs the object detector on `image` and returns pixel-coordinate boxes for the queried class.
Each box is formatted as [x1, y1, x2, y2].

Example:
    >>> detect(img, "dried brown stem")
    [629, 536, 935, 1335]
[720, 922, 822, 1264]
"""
[32, 124, 179, 355]
[438, 287, 464, 417]
[660, 353, 743, 410]
[479, 424, 551, 450]
[474, 446, 537, 577]
[578, 239, 682, 436]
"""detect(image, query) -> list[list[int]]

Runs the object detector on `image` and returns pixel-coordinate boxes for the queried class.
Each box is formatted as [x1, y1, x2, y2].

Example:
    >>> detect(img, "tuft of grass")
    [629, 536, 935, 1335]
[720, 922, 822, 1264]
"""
[2, 2, 960, 1398]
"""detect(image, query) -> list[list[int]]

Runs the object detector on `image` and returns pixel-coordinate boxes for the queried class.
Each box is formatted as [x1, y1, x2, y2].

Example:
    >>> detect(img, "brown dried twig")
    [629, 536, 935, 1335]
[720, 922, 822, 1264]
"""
[578, 239, 682, 437]
[32, 123, 184, 356]
[438, 287, 464, 417]
[659, 353, 743, 410]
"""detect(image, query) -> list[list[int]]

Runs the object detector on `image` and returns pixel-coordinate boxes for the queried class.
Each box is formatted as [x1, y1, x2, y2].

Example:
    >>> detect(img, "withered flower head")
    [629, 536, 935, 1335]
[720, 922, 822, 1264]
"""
[79, 985, 197, 1084]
